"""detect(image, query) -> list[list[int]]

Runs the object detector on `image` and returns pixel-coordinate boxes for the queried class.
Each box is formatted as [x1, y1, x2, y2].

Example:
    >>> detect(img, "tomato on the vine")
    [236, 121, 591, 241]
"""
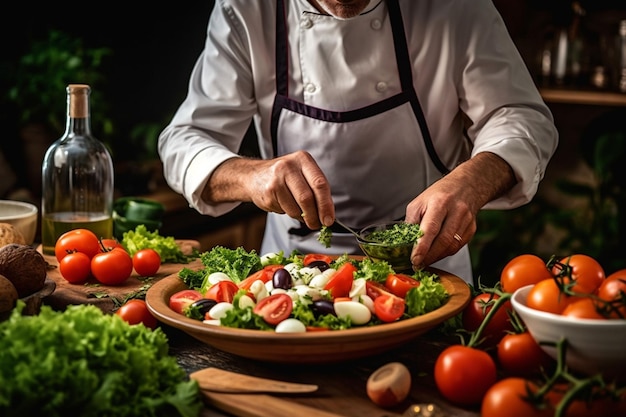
[497, 331, 555, 377]
[500, 254, 553, 294]
[205, 280, 239, 303]
[132, 248, 161, 277]
[54, 228, 101, 261]
[481, 377, 552, 417]
[526, 278, 576, 314]
[597, 272, 626, 318]
[91, 247, 133, 285]
[115, 299, 158, 329]
[434, 345, 498, 406]
[373, 294, 405, 322]
[561, 297, 606, 319]
[253, 293, 293, 325]
[551, 254, 605, 295]
[385, 273, 420, 298]
[58, 251, 92, 284]
[169, 289, 204, 315]
[462, 293, 513, 345]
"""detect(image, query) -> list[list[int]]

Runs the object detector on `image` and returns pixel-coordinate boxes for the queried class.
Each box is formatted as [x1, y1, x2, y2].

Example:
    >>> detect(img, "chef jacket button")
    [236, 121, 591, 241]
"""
[301, 18, 313, 29]
[376, 81, 388, 92]
[305, 83, 317, 94]
[371, 19, 382, 30]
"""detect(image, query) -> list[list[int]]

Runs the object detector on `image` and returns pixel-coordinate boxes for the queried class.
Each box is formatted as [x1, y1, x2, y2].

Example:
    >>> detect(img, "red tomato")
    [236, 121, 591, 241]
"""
[497, 331, 555, 377]
[385, 273, 420, 298]
[100, 238, 124, 251]
[374, 294, 405, 322]
[205, 280, 239, 303]
[551, 254, 605, 295]
[526, 278, 576, 314]
[54, 228, 101, 261]
[58, 251, 92, 284]
[500, 254, 553, 294]
[481, 377, 552, 417]
[169, 289, 204, 315]
[303, 253, 333, 266]
[238, 265, 283, 290]
[597, 272, 626, 318]
[253, 293, 293, 325]
[324, 262, 357, 299]
[561, 297, 606, 319]
[132, 248, 162, 277]
[462, 293, 513, 346]
[115, 299, 158, 329]
[365, 280, 397, 300]
[90, 247, 133, 285]
[434, 345, 498, 406]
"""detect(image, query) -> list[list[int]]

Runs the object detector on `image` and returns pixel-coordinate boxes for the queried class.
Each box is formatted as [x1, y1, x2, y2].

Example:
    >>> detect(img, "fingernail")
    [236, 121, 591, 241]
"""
[323, 216, 334, 227]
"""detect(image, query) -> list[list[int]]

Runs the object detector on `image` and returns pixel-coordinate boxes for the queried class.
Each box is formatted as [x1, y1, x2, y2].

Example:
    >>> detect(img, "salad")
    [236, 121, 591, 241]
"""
[171, 246, 449, 332]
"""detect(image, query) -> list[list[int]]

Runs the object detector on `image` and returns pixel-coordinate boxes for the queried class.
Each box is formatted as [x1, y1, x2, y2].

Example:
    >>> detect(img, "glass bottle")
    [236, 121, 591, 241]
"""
[41, 84, 114, 255]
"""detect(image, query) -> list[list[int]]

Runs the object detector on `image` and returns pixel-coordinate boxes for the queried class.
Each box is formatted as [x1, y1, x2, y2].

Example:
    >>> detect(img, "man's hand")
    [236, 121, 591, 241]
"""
[203, 150, 335, 229]
[406, 152, 516, 270]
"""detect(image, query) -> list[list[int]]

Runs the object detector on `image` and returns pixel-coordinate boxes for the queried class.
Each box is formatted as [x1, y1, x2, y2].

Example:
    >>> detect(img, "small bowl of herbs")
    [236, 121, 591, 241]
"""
[356, 221, 423, 272]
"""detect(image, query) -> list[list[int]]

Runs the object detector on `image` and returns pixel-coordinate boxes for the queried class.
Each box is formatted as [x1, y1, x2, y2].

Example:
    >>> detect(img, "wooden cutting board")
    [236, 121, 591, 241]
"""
[39, 240, 202, 313]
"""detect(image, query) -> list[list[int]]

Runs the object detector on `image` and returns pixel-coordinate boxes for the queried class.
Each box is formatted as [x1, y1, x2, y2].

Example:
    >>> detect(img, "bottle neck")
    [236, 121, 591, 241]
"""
[64, 84, 92, 136]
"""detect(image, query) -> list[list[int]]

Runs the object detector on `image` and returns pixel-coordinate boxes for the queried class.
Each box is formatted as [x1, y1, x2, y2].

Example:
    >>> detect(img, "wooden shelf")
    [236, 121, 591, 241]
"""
[540, 88, 626, 107]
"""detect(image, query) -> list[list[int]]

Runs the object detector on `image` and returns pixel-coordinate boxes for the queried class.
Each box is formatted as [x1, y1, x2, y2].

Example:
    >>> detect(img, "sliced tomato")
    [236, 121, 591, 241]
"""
[385, 273, 420, 298]
[366, 280, 398, 300]
[169, 289, 204, 315]
[253, 293, 293, 325]
[324, 262, 357, 299]
[303, 253, 333, 266]
[238, 265, 284, 290]
[374, 294, 405, 322]
[205, 280, 239, 303]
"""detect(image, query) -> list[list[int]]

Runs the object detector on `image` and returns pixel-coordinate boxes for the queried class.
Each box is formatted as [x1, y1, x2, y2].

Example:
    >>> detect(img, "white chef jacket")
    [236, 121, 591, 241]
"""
[158, 0, 558, 281]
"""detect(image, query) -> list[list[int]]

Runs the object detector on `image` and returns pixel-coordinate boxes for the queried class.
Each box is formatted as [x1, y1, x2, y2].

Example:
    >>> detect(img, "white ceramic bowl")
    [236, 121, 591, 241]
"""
[511, 285, 626, 379]
[0, 200, 38, 245]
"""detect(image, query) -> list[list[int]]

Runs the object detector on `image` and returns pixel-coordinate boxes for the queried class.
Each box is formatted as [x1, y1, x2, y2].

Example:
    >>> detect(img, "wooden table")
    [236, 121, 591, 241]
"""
[164, 324, 481, 417]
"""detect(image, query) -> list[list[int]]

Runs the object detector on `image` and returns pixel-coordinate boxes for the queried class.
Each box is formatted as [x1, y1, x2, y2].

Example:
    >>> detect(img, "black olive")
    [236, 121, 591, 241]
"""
[272, 268, 293, 290]
[186, 298, 218, 320]
[311, 299, 336, 317]
[307, 260, 331, 272]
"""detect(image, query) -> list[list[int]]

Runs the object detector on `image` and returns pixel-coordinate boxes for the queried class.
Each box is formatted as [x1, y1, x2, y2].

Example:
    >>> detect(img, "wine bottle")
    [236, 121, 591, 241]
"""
[41, 84, 114, 255]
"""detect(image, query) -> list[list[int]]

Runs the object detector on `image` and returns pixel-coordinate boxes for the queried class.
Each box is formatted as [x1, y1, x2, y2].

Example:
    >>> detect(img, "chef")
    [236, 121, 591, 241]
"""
[158, 0, 558, 284]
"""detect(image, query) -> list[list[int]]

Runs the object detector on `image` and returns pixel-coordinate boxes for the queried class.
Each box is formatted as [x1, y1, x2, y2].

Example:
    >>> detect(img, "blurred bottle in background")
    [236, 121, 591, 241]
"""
[40, 84, 114, 255]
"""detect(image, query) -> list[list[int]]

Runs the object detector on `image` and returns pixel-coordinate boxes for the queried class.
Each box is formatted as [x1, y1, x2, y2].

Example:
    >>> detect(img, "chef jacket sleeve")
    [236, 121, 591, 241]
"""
[455, 0, 559, 210]
[158, 2, 258, 216]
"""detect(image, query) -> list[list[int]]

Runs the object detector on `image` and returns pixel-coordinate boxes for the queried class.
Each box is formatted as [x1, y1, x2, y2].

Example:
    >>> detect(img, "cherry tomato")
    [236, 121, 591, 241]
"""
[238, 265, 283, 290]
[132, 248, 162, 277]
[169, 289, 204, 315]
[551, 254, 605, 295]
[253, 293, 293, 325]
[434, 345, 498, 406]
[497, 331, 555, 377]
[365, 280, 397, 300]
[526, 278, 576, 314]
[205, 280, 239, 303]
[58, 251, 92, 284]
[385, 273, 420, 298]
[303, 253, 333, 266]
[115, 299, 158, 329]
[500, 254, 553, 294]
[54, 228, 101, 261]
[462, 293, 513, 346]
[324, 262, 357, 299]
[481, 377, 552, 417]
[100, 238, 124, 251]
[374, 294, 405, 322]
[561, 297, 606, 319]
[90, 247, 133, 285]
[597, 272, 626, 318]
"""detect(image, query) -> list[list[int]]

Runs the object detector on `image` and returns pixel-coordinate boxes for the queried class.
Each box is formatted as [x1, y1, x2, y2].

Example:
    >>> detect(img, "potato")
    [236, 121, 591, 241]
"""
[0, 274, 19, 315]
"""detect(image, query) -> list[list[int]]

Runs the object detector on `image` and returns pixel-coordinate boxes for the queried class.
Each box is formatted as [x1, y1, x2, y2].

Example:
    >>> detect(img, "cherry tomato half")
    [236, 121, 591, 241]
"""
[374, 294, 405, 322]
[238, 265, 284, 290]
[132, 248, 162, 277]
[91, 247, 133, 285]
[169, 289, 204, 315]
[324, 262, 357, 299]
[55, 228, 101, 262]
[58, 251, 92, 284]
[253, 293, 293, 325]
[303, 253, 333, 266]
[116, 299, 158, 329]
[205, 280, 239, 303]
[385, 273, 420, 298]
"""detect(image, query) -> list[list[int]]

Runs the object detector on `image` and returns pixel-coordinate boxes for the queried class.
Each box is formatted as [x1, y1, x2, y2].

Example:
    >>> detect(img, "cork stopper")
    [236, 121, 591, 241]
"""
[67, 84, 91, 118]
